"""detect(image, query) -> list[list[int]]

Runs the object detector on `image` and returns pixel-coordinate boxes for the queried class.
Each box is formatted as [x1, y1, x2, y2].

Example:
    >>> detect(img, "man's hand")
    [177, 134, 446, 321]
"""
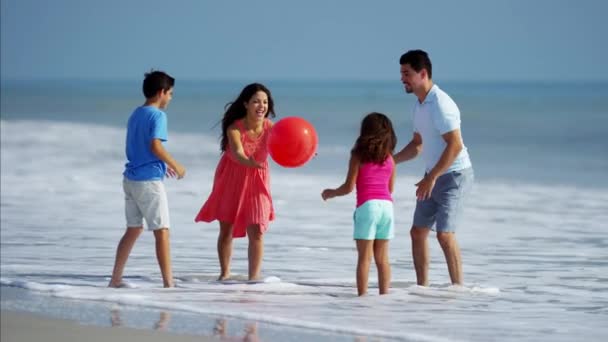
[415, 175, 436, 201]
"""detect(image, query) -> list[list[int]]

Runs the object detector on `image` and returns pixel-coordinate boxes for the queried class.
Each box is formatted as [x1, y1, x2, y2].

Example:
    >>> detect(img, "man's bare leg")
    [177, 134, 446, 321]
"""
[437, 231, 463, 285]
[410, 226, 430, 286]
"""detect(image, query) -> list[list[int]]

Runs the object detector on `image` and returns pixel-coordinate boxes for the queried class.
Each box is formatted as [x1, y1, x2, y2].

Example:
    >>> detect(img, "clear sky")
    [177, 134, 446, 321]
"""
[1, 0, 607, 81]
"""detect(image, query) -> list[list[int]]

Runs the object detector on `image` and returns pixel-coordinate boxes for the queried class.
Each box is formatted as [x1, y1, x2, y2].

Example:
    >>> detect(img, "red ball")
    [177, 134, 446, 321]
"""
[268, 117, 318, 168]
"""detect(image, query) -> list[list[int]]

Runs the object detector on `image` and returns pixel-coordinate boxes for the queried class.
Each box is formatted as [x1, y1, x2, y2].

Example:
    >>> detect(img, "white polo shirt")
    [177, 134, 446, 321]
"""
[412, 84, 472, 174]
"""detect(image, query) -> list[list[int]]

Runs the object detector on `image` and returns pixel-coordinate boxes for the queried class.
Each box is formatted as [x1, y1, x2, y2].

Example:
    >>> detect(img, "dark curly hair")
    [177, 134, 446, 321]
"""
[220, 83, 276, 152]
[351, 112, 397, 164]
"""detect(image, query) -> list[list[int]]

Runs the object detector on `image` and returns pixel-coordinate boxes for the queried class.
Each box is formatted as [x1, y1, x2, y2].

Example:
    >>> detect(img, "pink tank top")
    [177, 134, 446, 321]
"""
[356, 156, 394, 207]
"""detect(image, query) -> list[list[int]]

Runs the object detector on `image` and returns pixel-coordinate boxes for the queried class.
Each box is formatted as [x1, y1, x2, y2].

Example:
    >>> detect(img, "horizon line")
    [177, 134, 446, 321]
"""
[1, 77, 607, 84]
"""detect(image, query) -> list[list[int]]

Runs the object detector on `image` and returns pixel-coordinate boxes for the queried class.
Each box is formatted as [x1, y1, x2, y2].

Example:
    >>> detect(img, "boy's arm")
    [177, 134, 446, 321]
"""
[150, 139, 186, 179]
[322, 154, 360, 200]
[393, 132, 422, 164]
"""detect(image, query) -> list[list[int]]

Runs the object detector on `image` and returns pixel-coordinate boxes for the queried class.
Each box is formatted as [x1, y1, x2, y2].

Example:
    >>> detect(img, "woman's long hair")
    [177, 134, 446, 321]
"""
[351, 112, 397, 163]
[220, 83, 276, 151]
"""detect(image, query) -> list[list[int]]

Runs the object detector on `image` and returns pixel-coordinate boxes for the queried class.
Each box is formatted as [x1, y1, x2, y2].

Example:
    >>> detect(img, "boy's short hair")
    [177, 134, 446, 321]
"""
[142, 70, 175, 98]
[399, 50, 433, 79]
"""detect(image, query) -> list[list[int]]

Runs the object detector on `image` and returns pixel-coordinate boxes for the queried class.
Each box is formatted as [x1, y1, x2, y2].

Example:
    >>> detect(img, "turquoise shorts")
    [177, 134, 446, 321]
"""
[353, 200, 394, 240]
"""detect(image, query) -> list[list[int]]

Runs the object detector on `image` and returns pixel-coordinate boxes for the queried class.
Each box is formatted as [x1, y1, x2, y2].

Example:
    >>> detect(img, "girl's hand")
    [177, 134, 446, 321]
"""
[321, 189, 335, 201]
[248, 156, 263, 168]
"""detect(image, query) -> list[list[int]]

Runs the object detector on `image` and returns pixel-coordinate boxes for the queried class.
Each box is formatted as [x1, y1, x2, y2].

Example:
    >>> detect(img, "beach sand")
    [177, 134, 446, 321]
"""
[1, 310, 219, 342]
[0, 286, 363, 341]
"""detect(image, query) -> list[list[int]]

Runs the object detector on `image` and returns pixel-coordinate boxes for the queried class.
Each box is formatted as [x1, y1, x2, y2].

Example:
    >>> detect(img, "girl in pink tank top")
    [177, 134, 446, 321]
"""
[194, 83, 276, 281]
[321, 112, 397, 296]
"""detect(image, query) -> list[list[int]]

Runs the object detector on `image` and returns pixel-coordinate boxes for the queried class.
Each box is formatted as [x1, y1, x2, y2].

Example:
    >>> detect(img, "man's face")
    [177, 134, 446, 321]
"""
[159, 88, 174, 109]
[400, 64, 423, 94]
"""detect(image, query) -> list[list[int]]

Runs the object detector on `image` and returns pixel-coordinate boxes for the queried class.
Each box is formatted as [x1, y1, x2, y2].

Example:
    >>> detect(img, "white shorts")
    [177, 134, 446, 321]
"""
[123, 178, 170, 230]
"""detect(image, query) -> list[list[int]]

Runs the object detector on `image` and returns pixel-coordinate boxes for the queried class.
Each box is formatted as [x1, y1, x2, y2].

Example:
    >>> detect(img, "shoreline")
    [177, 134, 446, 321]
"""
[1, 310, 217, 342]
[0, 286, 365, 342]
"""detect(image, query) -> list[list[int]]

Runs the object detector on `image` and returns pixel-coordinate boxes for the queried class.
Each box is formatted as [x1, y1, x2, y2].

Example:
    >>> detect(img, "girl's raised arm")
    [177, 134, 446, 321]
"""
[321, 154, 360, 200]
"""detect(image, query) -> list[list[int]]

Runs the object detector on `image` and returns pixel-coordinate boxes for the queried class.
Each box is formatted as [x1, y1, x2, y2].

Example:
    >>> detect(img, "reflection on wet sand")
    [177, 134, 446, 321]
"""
[213, 318, 259, 341]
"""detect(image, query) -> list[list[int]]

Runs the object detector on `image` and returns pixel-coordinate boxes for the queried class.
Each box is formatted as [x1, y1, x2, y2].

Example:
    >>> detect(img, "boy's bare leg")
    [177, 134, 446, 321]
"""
[109, 227, 143, 287]
[247, 225, 264, 281]
[154, 228, 173, 288]
[217, 221, 234, 280]
[355, 240, 373, 296]
[411, 226, 430, 286]
[373, 239, 391, 295]
[437, 232, 463, 285]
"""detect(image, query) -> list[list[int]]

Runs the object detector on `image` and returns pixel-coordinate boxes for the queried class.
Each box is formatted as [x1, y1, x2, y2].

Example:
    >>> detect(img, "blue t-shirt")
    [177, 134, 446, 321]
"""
[123, 106, 168, 181]
[412, 84, 472, 174]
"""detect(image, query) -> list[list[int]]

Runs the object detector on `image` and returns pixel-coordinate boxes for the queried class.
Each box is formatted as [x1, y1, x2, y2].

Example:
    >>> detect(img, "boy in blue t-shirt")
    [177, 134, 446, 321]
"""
[108, 71, 186, 288]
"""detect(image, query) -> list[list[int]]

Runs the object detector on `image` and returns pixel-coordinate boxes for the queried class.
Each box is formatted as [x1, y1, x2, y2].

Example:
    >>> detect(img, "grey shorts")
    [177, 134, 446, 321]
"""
[412, 168, 474, 232]
[123, 178, 170, 230]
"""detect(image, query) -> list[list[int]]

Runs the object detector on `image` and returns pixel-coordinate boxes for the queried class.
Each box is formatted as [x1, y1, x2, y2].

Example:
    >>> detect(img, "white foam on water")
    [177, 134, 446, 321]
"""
[2, 120, 608, 341]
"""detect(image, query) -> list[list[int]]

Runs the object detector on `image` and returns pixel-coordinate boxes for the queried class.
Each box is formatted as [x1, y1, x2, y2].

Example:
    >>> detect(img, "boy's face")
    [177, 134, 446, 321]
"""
[159, 88, 174, 109]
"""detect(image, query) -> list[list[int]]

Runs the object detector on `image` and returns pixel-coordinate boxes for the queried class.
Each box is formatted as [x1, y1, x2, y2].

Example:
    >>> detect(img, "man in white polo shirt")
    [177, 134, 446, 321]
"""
[394, 50, 474, 286]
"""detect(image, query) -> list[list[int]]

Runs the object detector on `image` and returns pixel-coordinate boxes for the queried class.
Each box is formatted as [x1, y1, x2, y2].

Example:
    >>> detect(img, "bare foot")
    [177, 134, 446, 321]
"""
[108, 281, 123, 288]
[217, 274, 231, 281]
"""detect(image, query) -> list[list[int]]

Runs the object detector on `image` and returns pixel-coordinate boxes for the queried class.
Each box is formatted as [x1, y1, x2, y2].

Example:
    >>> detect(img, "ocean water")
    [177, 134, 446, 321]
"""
[1, 80, 608, 341]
